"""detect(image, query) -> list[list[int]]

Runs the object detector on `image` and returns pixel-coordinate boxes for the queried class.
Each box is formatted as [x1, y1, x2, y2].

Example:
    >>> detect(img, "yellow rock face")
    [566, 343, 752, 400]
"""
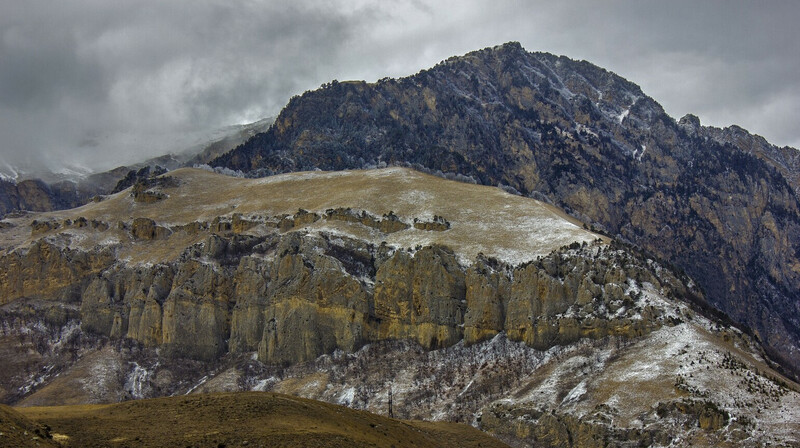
[0, 169, 684, 367]
[0, 222, 677, 366]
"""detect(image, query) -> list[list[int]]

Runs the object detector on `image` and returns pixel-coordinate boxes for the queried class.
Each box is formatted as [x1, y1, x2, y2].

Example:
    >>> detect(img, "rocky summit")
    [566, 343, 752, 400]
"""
[1, 166, 799, 447]
[214, 42, 800, 378]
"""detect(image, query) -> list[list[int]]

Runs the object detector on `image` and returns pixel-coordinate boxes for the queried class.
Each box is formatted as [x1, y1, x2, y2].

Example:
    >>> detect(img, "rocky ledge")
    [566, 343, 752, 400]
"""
[1, 222, 693, 365]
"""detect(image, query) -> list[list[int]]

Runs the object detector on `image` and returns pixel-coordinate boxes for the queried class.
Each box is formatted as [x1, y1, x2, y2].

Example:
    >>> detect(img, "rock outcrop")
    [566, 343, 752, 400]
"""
[0, 178, 95, 218]
[0, 226, 691, 365]
[0, 240, 116, 306]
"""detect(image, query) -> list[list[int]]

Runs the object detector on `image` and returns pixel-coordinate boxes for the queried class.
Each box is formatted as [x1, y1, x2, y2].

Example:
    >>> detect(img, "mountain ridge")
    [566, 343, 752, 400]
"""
[211, 41, 800, 377]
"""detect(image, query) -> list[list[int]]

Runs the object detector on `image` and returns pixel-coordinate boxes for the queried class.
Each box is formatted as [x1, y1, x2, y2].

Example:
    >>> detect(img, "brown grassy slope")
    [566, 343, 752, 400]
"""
[0, 167, 599, 265]
[18, 391, 508, 448]
[0, 404, 59, 447]
[14, 347, 126, 408]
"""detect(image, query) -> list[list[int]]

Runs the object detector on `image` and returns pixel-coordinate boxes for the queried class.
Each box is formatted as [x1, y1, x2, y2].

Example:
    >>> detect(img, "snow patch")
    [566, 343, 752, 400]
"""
[0, 162, 20, 182]
[634, 144, 646, 161]
[124, 362, 153, 399]
[459, 379, 475, 397]
[338, 386, 356, 406]
[252, 377, 278, 392]
[0, 172, 17, 183]
[561, 379, 587, 405]
[185, 376, 208, 394]
[53, 164, 92, 179]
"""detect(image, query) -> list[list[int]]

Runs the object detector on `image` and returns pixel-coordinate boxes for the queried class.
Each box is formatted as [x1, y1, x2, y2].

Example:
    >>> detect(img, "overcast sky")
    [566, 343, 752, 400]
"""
[1, 0, 799, 175]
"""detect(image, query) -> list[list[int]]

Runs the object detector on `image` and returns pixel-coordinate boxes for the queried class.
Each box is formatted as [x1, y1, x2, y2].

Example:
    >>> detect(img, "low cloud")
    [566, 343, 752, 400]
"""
[1, 0, 798, 175]
[0, 1, 371, 172]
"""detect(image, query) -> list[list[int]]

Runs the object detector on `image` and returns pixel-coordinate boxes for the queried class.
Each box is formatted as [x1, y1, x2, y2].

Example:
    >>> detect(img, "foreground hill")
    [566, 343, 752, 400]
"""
[213, 42, 800, 377]
[0, 404, 58, 447]
[16, 391, 507, 448]
[1, 167, 799, 446]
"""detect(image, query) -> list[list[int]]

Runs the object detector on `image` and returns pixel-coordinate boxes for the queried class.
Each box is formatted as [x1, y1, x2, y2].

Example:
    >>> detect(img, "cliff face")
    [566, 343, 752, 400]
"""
[0, 166, 605, 366]
[0, 240, 116, 305]
[0, 167, 617, 369]
[0, 179, 93, 217]
[0, 226, 680, 365]
[214, 42, 800, 375]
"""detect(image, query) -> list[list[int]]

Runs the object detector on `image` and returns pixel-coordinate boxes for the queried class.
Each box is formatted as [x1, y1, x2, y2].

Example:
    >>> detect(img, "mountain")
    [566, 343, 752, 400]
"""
[0, 117, 274, 218]
[3, 42, 800, 447]
[15, 392, 506, 448]
[1, 167, 798, 446]
[212, 42, 800, 378]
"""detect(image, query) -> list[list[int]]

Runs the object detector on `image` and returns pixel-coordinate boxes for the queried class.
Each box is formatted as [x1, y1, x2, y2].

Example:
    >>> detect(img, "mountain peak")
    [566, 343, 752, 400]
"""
[491, 40, 527, 55]
[212, 43, 800, 379]
[461, 41, 527, 59]
[679, 113, 701, 128]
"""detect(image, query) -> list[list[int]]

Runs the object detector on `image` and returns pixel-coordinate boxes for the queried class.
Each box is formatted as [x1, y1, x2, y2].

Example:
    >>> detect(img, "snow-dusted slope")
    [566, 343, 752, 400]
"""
[0, 166, 598, 266]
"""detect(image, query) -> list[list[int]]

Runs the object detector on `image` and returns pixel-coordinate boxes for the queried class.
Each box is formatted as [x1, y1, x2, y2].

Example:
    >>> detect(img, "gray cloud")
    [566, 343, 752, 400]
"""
[0, 0, 368, 173]
[1, 0, 799, 176]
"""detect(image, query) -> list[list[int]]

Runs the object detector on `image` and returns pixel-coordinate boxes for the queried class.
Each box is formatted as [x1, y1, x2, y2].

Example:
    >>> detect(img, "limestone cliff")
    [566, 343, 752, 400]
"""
[0, 224, 688, 366]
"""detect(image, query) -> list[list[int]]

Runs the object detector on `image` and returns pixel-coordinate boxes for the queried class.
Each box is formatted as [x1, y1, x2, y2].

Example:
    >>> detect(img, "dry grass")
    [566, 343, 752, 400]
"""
[0, 167, 601, 265]
[18, 391, 509, 448]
